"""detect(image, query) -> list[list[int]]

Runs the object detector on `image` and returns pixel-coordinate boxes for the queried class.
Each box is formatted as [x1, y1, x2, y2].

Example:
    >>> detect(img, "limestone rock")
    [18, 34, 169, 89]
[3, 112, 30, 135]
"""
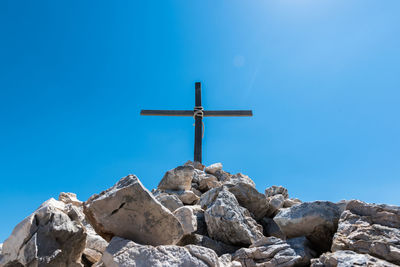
[176, 190, 200, 205]
[101, 237, 221, 267]
[199, 187, 223, 210]
[155, 193, 184, 212]
[205, 163, 223, 175]
[286, 237, 317, 266]
[1, 198, 86, 267]
[204, 188, 264, 246]
[310, 250, 398, 267]
[174, 206, 198, 235]
[331, 200, 400, 265]
[265, 185, 289, 199]
[177, 234, 239, 256]
[260, 217, 285, 239]
[226, 182, 269, 220]
[84, 174, 184, 245]
[274, 201, 344, 252]
[233, 236, 313, 267]
[266, 194, 285, 217]
[158, 165, 194, 191]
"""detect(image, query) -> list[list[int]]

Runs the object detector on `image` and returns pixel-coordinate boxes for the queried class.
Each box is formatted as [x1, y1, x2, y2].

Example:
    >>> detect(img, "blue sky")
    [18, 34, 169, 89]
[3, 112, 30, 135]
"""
[1, 1, 399, 242]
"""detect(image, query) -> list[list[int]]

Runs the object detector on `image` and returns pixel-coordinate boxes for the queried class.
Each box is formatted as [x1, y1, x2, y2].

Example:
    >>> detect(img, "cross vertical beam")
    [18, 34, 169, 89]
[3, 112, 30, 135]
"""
[194, 82, 202, 163]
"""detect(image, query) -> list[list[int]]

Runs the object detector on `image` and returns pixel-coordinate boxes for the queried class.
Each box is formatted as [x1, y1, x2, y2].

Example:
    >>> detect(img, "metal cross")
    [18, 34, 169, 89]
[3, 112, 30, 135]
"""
[140, 82, 253, 163]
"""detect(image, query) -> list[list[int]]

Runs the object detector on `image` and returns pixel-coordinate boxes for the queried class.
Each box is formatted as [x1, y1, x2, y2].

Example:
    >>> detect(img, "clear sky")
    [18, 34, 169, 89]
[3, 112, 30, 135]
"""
[1, 1, 399, 242]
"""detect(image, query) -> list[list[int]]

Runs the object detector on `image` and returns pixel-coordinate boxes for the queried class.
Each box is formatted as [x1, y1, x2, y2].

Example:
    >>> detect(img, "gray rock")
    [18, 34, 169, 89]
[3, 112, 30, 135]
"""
[174, 206, 198, 235]
[192, 169, 207, 184]
[332, 200, 400, 265]
[101, 237, 221, 267]
[176, 190, 200, 205]
[310, 250, 398, 267]
[205, 163, 223, 175]
[204, 188, 264, 246]
[265, 186, 289, 199]
[233, 236, 308, 267]
[266, 194, 285, 217]
[59, 192, 83, 206]
[274, 201, 344, 252]
[177, 234, 239, 256]
[84, 175, 184, 245]
[260, 217, 285, 239]
[158, 165, 194, 191]
[155, 193, 184, 212]
[1, 198, 86, 267]
[199, 187, 223, 210]
[226, 182, 269, 220]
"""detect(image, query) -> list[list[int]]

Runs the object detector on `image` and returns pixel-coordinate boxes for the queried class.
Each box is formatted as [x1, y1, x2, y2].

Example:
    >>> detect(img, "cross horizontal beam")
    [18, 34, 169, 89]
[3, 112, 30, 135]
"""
[140, 110, 253, 117]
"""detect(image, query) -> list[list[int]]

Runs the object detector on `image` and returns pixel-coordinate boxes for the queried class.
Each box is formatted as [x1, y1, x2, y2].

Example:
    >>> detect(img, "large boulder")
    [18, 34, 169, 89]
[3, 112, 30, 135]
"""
[332, 200, 400, 265]
[204, 188, 264, 246]
[177, 234, 239, 256]
[311, 250, 397, 267]
[83, 174, 184, 245]
[233, 236, 315, 267]
[226, 182, 269, 220]
[158, 165, 194, 191]
[101, 237, 221, 267]
[0, 198, 86, 267]
[274, 201, 345, 252]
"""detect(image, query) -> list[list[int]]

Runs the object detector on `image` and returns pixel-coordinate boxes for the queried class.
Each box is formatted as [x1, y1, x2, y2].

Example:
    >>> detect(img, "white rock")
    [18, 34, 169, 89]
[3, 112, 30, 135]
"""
[199, 174, 222, 192]
[84, 174, 184, 245]
[266, 194, 285, 217]
[59, 192, 83, 206]
[205, 163, 223, 174]
[228, 173, 256, 188]
[101, 237, 221, 267]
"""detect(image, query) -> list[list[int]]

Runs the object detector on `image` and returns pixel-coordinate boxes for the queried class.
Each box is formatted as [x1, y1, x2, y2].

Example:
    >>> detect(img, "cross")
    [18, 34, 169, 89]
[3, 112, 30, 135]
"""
[140, 82, 253, 163]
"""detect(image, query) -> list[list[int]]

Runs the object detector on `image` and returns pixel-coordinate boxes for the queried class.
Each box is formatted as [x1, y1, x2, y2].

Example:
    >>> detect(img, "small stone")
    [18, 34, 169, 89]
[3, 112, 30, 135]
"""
[199, 174, 222, 192]
[155, 193, 184, 212]
[214, 169, 232, 183]
[174, 206, 198, 235]
[283, 198, 302, 208]
[205, 163, 223, 174]
[228, 173, 256, 188]
[59, 192, 83, 207]
[266, 194, 285, 217]
[158, 165, 194, 191]
[185, 160, 205, 171]
[265, 185, 289, 199]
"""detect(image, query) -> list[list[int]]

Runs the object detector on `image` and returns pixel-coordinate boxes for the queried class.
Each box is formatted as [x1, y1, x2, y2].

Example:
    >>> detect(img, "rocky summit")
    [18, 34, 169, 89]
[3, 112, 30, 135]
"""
[0, 161, 399, 267]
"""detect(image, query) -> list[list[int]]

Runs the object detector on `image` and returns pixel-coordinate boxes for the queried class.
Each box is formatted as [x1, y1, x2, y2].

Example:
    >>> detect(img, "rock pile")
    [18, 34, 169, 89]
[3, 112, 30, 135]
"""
[0, 161, 399, 267]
